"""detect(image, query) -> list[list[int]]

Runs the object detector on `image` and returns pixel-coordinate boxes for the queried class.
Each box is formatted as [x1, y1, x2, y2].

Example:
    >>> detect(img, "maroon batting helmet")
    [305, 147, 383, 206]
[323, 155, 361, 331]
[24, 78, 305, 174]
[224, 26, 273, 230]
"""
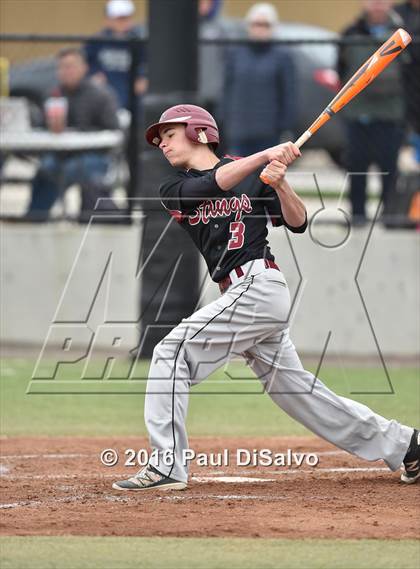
[145, 104, 219, 148]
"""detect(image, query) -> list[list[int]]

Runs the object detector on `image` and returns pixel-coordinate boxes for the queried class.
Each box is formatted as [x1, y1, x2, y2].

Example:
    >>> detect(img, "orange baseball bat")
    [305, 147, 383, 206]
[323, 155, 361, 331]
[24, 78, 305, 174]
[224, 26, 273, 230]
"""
[260, 28, 412, 184]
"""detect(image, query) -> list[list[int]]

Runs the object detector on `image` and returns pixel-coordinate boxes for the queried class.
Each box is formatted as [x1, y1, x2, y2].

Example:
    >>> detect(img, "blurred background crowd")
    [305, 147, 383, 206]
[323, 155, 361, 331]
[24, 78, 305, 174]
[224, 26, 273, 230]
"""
[0, 0, 419, 227]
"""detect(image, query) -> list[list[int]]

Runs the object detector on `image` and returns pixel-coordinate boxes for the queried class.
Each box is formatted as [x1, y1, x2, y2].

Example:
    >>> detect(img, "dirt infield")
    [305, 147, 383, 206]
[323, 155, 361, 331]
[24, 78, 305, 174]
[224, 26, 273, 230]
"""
[1, 436, 419, 539]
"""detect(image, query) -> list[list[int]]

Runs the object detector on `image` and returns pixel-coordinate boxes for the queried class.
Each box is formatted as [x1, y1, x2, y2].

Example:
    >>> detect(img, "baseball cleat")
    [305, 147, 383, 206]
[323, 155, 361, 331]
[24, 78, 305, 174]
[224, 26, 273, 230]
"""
[401, 429, 420, 484]
[112, 464, 187, 491]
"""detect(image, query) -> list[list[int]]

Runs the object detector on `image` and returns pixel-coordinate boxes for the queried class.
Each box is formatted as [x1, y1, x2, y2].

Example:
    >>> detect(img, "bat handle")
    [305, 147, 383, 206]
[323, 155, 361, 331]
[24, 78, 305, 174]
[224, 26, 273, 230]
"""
[294, 130, 312, 149]
[260, 130, 312, 184]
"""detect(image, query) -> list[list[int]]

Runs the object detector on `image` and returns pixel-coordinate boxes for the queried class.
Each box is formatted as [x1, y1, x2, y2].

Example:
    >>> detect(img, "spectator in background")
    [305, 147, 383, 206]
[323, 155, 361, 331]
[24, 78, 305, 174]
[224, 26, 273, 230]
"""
[338, 0, 404, 225]
[85, 0, 147, 110]
[219, 3, 297, 156]
[25, 48, 120, 222]
[198, 0, 239, 114]
[393, 0, 420, 164]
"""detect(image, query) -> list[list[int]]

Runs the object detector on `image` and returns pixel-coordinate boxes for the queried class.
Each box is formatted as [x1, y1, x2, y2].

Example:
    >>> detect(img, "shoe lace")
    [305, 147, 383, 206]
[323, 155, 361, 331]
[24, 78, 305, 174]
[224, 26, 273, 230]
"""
[130, 465, 162, 486]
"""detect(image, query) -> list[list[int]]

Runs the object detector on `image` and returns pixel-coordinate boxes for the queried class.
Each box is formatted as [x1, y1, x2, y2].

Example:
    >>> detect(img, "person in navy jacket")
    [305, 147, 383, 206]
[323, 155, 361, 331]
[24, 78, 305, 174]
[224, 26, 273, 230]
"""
[84, 0, 147, 110]
[219, 3, 297, 156]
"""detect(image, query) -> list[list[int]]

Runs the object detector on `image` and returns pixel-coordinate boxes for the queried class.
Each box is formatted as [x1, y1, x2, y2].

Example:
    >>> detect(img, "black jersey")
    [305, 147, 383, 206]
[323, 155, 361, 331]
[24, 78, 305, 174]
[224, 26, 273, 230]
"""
[159, 157, 307, 283]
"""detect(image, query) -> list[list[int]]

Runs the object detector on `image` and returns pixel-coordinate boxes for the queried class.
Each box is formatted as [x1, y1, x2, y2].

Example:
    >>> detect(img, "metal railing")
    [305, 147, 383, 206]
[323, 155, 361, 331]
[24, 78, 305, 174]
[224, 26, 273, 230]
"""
[0, 33, 418, 225]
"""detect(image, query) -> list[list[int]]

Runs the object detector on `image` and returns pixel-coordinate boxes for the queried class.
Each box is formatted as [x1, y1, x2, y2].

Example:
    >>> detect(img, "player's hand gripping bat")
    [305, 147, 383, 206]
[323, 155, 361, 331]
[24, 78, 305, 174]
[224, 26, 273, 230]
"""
[260, 28, 412, 184]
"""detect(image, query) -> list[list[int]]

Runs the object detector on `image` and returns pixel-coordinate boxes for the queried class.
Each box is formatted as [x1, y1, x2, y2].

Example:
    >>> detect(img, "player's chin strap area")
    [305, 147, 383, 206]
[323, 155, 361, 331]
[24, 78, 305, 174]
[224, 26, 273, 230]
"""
[218, 258, 281, 295]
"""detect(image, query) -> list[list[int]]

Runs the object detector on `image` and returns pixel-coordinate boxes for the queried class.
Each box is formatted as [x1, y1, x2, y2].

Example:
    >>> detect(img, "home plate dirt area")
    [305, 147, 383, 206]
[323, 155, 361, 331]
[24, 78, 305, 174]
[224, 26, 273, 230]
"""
[1, 436, 419, 539]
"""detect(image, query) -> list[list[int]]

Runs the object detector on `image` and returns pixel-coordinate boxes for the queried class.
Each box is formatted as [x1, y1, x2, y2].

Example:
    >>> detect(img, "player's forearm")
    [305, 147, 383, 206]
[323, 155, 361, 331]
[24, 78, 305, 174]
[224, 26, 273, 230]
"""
[273, 179, 307, 228]
[215, 151, 267, 191]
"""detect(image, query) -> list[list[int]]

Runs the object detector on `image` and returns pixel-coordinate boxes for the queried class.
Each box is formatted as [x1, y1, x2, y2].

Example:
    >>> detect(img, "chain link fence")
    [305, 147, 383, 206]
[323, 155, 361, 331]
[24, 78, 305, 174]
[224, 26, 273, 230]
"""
[0, 33, 418, 226]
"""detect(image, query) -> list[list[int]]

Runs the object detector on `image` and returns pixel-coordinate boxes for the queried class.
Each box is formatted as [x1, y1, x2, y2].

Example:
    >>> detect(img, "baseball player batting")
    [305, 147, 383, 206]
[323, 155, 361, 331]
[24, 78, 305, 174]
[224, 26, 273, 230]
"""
[112, 103, 419, 491]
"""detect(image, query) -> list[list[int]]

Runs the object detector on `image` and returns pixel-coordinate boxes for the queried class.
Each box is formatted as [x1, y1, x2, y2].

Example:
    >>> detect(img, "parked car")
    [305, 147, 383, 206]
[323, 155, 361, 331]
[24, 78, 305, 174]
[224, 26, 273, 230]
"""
[272, 22, 344, 165]
[9, 56, 56, 127]
[9, 22, 345, 164]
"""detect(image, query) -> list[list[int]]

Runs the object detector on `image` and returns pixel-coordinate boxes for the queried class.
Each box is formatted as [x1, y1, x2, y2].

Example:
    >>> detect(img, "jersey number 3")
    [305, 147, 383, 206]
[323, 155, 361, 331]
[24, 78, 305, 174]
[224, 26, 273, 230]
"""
[228, 221, 245, 250]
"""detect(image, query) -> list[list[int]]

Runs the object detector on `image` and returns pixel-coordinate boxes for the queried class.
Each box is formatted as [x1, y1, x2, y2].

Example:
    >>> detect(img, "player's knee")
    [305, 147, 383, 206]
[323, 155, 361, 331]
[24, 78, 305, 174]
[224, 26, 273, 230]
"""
[152, 341, 170, 364]
[152, 338, 183, 368]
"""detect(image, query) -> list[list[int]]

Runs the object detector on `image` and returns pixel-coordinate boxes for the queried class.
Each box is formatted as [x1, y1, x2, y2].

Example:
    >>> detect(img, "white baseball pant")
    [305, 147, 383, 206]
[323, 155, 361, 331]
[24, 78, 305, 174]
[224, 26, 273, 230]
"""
[145, 259, 412, 483]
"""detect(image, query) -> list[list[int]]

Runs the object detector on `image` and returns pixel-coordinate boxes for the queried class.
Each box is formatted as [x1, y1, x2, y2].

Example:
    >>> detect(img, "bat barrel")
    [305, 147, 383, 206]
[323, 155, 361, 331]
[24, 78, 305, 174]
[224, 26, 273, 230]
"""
[259, 28, 412, 183]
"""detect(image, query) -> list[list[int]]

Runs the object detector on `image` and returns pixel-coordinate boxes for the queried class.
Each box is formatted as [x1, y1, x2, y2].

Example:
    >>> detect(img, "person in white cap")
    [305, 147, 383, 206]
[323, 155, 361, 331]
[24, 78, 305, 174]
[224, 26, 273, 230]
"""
[84, 0, 147, 110]
[245, 2, 279, 38]
[219, 2, 297, 156]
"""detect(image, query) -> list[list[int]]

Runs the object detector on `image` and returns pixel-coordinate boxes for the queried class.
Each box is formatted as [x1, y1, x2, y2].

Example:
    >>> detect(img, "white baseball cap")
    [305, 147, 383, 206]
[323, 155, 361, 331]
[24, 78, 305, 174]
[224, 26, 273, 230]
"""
[246, 3, 279, 26]
[106, 0, 135, 19]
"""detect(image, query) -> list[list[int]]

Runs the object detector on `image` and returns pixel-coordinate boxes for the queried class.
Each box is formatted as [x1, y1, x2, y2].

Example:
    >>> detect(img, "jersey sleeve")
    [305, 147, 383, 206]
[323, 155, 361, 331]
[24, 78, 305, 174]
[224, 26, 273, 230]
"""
[159, 170, 222, 214]
[264, 186, 308, 233]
